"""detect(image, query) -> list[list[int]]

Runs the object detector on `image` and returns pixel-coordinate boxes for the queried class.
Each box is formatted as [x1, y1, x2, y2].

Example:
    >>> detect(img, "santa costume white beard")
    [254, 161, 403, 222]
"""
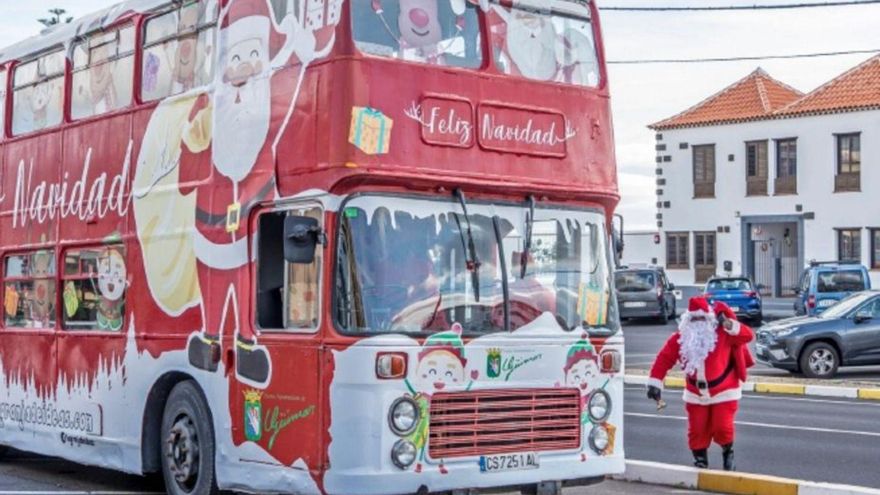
[506, 17, 558, 81]
[213, 77, 271, 184]
[678, 312, 718, 376]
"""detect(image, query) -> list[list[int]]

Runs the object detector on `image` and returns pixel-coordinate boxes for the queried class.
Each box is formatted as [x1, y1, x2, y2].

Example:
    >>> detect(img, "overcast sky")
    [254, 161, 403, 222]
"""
[2, 0, 879, 231]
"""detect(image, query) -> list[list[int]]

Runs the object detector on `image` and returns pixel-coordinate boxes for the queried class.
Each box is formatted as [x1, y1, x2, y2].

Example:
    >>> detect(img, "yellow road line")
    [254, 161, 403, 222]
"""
[753, 382, 805, 395]
[698, 470, 798, 495]
[857, 388, 880, 400]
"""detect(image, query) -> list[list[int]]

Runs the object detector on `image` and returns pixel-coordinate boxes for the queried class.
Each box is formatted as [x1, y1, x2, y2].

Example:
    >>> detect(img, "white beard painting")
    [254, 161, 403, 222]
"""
[213, 75, 272, 184]
[677, 312, 718, 375]
[506, 13, 559, 82]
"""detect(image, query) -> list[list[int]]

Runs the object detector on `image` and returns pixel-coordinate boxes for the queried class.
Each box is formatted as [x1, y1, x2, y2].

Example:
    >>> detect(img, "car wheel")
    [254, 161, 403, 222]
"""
[799, 342, 839, 379]
[669, 301, 677, 319]
[657, 303, 669, 325]
[752, 313, 764, 326]
[161, 381, 218, 495]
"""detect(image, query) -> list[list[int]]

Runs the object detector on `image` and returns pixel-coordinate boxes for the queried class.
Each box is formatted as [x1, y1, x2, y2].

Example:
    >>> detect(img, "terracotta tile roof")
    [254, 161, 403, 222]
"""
[649, 68, 804, 130]
[774, 55, 880, 117]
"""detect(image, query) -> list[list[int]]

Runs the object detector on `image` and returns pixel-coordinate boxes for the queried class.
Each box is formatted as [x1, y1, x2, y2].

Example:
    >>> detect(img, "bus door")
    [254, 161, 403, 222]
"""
[230, 203, 325, 468]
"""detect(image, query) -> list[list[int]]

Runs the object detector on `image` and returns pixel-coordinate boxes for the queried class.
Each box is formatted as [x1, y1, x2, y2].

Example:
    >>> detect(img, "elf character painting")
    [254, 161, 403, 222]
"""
[647, 297, 755, 471]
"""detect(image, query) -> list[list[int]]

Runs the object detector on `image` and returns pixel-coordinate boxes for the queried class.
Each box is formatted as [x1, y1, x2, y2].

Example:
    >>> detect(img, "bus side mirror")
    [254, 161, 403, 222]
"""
[284, 216, 323, 264]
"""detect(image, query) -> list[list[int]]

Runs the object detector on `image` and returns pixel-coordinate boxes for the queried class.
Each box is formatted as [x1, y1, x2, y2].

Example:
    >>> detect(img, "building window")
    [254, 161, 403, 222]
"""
[142, 0, 218, 102]
[4, 251, 56, 328]
[692, 144, 715, 198]
[838, 229, 861, 263]
[871, 230, 880, 270]
[835, 133, 861, 192]
[12, 50, 65, 135]
[256, 206, 323, 331]
[694, 232, 717, 283]
[745, 140, 768, 196]
[775, 138, 797, 195]
[666, 232, 689, 269]
[71, 26, 135, 119]
[62, 246, 127, 331]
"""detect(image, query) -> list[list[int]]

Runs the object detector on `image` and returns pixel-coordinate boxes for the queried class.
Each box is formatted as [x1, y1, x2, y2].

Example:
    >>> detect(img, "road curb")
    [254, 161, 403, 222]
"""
[616, 460, 880, 495]
[625, 374, 880, 401]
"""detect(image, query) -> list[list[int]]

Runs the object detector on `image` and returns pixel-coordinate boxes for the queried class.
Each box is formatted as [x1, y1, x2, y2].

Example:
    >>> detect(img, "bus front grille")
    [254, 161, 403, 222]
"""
[428, 388, 582, 459]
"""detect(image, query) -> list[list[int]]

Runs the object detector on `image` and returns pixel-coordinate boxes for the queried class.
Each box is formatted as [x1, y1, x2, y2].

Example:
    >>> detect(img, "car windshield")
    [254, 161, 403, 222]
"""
[335, 195, 618, 336]
[819, 292, 873, 319]
[615, 271, 655, 292]
[707, 279, 752, 291]
[817, 270, 866, 293]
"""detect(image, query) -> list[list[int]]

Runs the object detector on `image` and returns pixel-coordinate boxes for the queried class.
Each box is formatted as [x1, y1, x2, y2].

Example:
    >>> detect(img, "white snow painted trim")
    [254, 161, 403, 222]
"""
[613, 460, 698, 489]
[804, 385, 859, 399]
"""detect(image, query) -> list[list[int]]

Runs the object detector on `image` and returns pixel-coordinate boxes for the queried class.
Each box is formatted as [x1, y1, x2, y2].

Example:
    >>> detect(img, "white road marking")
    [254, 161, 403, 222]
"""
[626, 412, 880, 438]
[624, 385, 880, 407]
[0, 493, 162, 495]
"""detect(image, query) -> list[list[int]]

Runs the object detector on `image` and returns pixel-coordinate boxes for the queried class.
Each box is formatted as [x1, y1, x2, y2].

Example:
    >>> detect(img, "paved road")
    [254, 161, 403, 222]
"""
[625, 385, 880, 488]
[624, 319, 880, 383]
[0, 449, 706, 494]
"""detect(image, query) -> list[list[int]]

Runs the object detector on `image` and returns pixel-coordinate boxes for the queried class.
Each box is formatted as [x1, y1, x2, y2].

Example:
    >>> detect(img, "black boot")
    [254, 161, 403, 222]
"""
[188, 333, 220, 372]
[692, 449, 708, 469]
[722, 443, 736, 471]
[236, 336, 270, 386]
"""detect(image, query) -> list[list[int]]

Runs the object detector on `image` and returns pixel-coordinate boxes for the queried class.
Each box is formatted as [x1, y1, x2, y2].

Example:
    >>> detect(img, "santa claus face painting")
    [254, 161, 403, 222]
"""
[506, 9, 558, 81]
[214, 16, 273, 184]
[98, 250, 127, 303]
[398, 0, 444, 48]
[414, 349, 466, 392]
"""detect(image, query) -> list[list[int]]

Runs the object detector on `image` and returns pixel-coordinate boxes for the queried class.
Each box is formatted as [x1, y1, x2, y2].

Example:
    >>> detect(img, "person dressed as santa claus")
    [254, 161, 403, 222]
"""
[647, 297, 755, 471]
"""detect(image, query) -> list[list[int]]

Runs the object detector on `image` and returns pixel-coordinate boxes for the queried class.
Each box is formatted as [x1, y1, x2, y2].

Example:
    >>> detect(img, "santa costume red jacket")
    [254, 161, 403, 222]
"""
[649, 298, 755, 405]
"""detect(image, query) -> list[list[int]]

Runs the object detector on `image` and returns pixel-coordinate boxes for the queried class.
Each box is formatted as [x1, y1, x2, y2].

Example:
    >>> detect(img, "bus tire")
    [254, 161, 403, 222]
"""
[160, 380, 218, 495]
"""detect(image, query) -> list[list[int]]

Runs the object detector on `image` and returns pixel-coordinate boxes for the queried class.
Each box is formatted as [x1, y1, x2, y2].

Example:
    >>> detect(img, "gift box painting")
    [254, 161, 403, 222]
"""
[348, 106, 394, 155]
[577, 282, 608, 327]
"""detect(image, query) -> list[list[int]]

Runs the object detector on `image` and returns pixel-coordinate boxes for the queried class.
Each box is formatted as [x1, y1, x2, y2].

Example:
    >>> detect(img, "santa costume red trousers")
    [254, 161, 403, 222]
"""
[685, 400, 738, 450]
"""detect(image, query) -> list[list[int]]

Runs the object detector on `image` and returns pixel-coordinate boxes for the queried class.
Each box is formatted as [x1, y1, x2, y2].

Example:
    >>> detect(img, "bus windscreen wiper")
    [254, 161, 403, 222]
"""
[520, 195, 536, 279]
[493, 215, 511, 332]
[453, 188, 481, 302]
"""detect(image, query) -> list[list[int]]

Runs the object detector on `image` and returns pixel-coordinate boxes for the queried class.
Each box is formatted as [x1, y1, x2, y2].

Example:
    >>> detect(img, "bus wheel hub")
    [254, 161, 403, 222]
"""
[166, 416, 200, 486]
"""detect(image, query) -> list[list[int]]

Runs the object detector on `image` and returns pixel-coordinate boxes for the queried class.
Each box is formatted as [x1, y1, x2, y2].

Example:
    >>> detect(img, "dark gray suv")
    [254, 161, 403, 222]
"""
[615, 267, 677, 324]
[756, 291, 880, 378]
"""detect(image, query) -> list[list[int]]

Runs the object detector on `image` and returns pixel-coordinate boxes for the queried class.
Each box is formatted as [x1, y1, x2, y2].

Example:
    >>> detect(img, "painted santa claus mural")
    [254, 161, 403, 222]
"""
[133, 0, 343, 389]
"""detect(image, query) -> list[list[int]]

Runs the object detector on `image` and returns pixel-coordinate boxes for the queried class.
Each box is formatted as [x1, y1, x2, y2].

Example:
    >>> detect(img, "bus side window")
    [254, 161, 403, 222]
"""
[142, 1, 218, 102]
[0, 68, 6, 138]
[3, 251, 56, 329]
[71, 26, 136, 120]
[257, 207, 323, 331]
[61, 246, 127, 332]
[12, 51, 64, 136]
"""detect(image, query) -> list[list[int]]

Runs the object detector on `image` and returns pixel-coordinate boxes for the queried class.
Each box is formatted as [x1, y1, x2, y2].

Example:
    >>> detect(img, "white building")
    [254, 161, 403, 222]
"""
[648, 56, 880, 294]
[621, 230, 661, 267]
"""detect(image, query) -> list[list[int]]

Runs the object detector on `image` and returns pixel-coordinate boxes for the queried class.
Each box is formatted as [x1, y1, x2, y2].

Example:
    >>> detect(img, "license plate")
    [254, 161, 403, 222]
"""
[624, 301, 647, 308]
[756, 344, 768, 358]
[479, 452, 539, 473]
[818, 299, 836, 308]
[729, 306, 740, 312]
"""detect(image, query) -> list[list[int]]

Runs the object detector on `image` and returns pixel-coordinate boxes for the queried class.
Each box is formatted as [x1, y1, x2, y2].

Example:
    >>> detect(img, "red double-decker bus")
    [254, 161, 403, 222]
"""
[0, 0, 623, 493]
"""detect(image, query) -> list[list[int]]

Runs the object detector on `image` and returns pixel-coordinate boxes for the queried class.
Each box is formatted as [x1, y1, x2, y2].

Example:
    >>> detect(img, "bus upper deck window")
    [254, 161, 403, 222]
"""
[142, 0, 218, 101]
[71, 26, 135, 119]
[353, 0, 483, 69]
[4, 251, 56, 329]
[0, 69, 6, 138]
[11, 51, 64, 136]
[488, 2, 599, 87]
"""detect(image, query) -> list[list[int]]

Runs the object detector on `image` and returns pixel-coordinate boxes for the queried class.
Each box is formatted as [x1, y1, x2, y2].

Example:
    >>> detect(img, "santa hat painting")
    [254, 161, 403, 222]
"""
[220, 0, 286, 60]
[564, 335, 598, 374]
[418, 322, 467, 367]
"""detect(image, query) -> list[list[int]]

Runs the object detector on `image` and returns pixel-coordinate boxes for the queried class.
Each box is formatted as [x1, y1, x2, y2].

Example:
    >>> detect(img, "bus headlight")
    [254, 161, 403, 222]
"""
[388, 397, 419, 436]
[589, 424, 610, 454]
[391, 439, 417, 469]
[587, 389, 612, 423]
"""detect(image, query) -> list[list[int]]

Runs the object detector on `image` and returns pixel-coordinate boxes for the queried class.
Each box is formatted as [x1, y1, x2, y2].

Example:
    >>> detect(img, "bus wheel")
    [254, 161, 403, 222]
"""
[161, 381, 218, 495]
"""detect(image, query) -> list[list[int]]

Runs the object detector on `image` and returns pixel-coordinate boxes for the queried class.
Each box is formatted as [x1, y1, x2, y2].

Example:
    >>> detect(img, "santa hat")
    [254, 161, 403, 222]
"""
[418, 323, 467, 367]
[564, 333, 598, 373]
[220, 0, 286, 60]
[687, 296, 712, 317]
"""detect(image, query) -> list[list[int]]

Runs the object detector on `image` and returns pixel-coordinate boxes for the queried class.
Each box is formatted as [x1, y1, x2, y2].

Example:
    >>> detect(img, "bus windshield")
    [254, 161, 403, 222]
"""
[335, 195, 617, 336]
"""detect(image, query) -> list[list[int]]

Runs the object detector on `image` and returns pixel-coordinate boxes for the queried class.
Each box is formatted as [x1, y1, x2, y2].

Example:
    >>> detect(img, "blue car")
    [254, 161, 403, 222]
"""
[703, 277, 762, 324]
[794, 262, 871, 316]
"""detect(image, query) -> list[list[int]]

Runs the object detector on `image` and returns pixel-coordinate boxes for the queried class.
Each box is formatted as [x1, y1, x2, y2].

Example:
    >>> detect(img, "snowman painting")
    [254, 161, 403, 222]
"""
[96, 247, 128, 332]
[403, 323, 477, 474]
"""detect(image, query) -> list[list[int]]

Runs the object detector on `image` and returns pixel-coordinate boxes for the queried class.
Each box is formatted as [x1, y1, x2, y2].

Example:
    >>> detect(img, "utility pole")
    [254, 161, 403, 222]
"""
[37, 8, 74, 29]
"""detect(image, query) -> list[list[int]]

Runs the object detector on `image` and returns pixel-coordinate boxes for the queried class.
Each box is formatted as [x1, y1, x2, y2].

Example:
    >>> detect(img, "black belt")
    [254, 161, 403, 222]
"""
[687, 359, 736, 391]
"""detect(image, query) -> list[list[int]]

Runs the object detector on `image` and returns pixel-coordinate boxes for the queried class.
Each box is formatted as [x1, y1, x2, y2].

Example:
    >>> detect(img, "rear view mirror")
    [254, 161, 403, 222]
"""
[668, 283, 676, 290]
[854, 311, 872, 324]
[283, 216, 323, 264]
